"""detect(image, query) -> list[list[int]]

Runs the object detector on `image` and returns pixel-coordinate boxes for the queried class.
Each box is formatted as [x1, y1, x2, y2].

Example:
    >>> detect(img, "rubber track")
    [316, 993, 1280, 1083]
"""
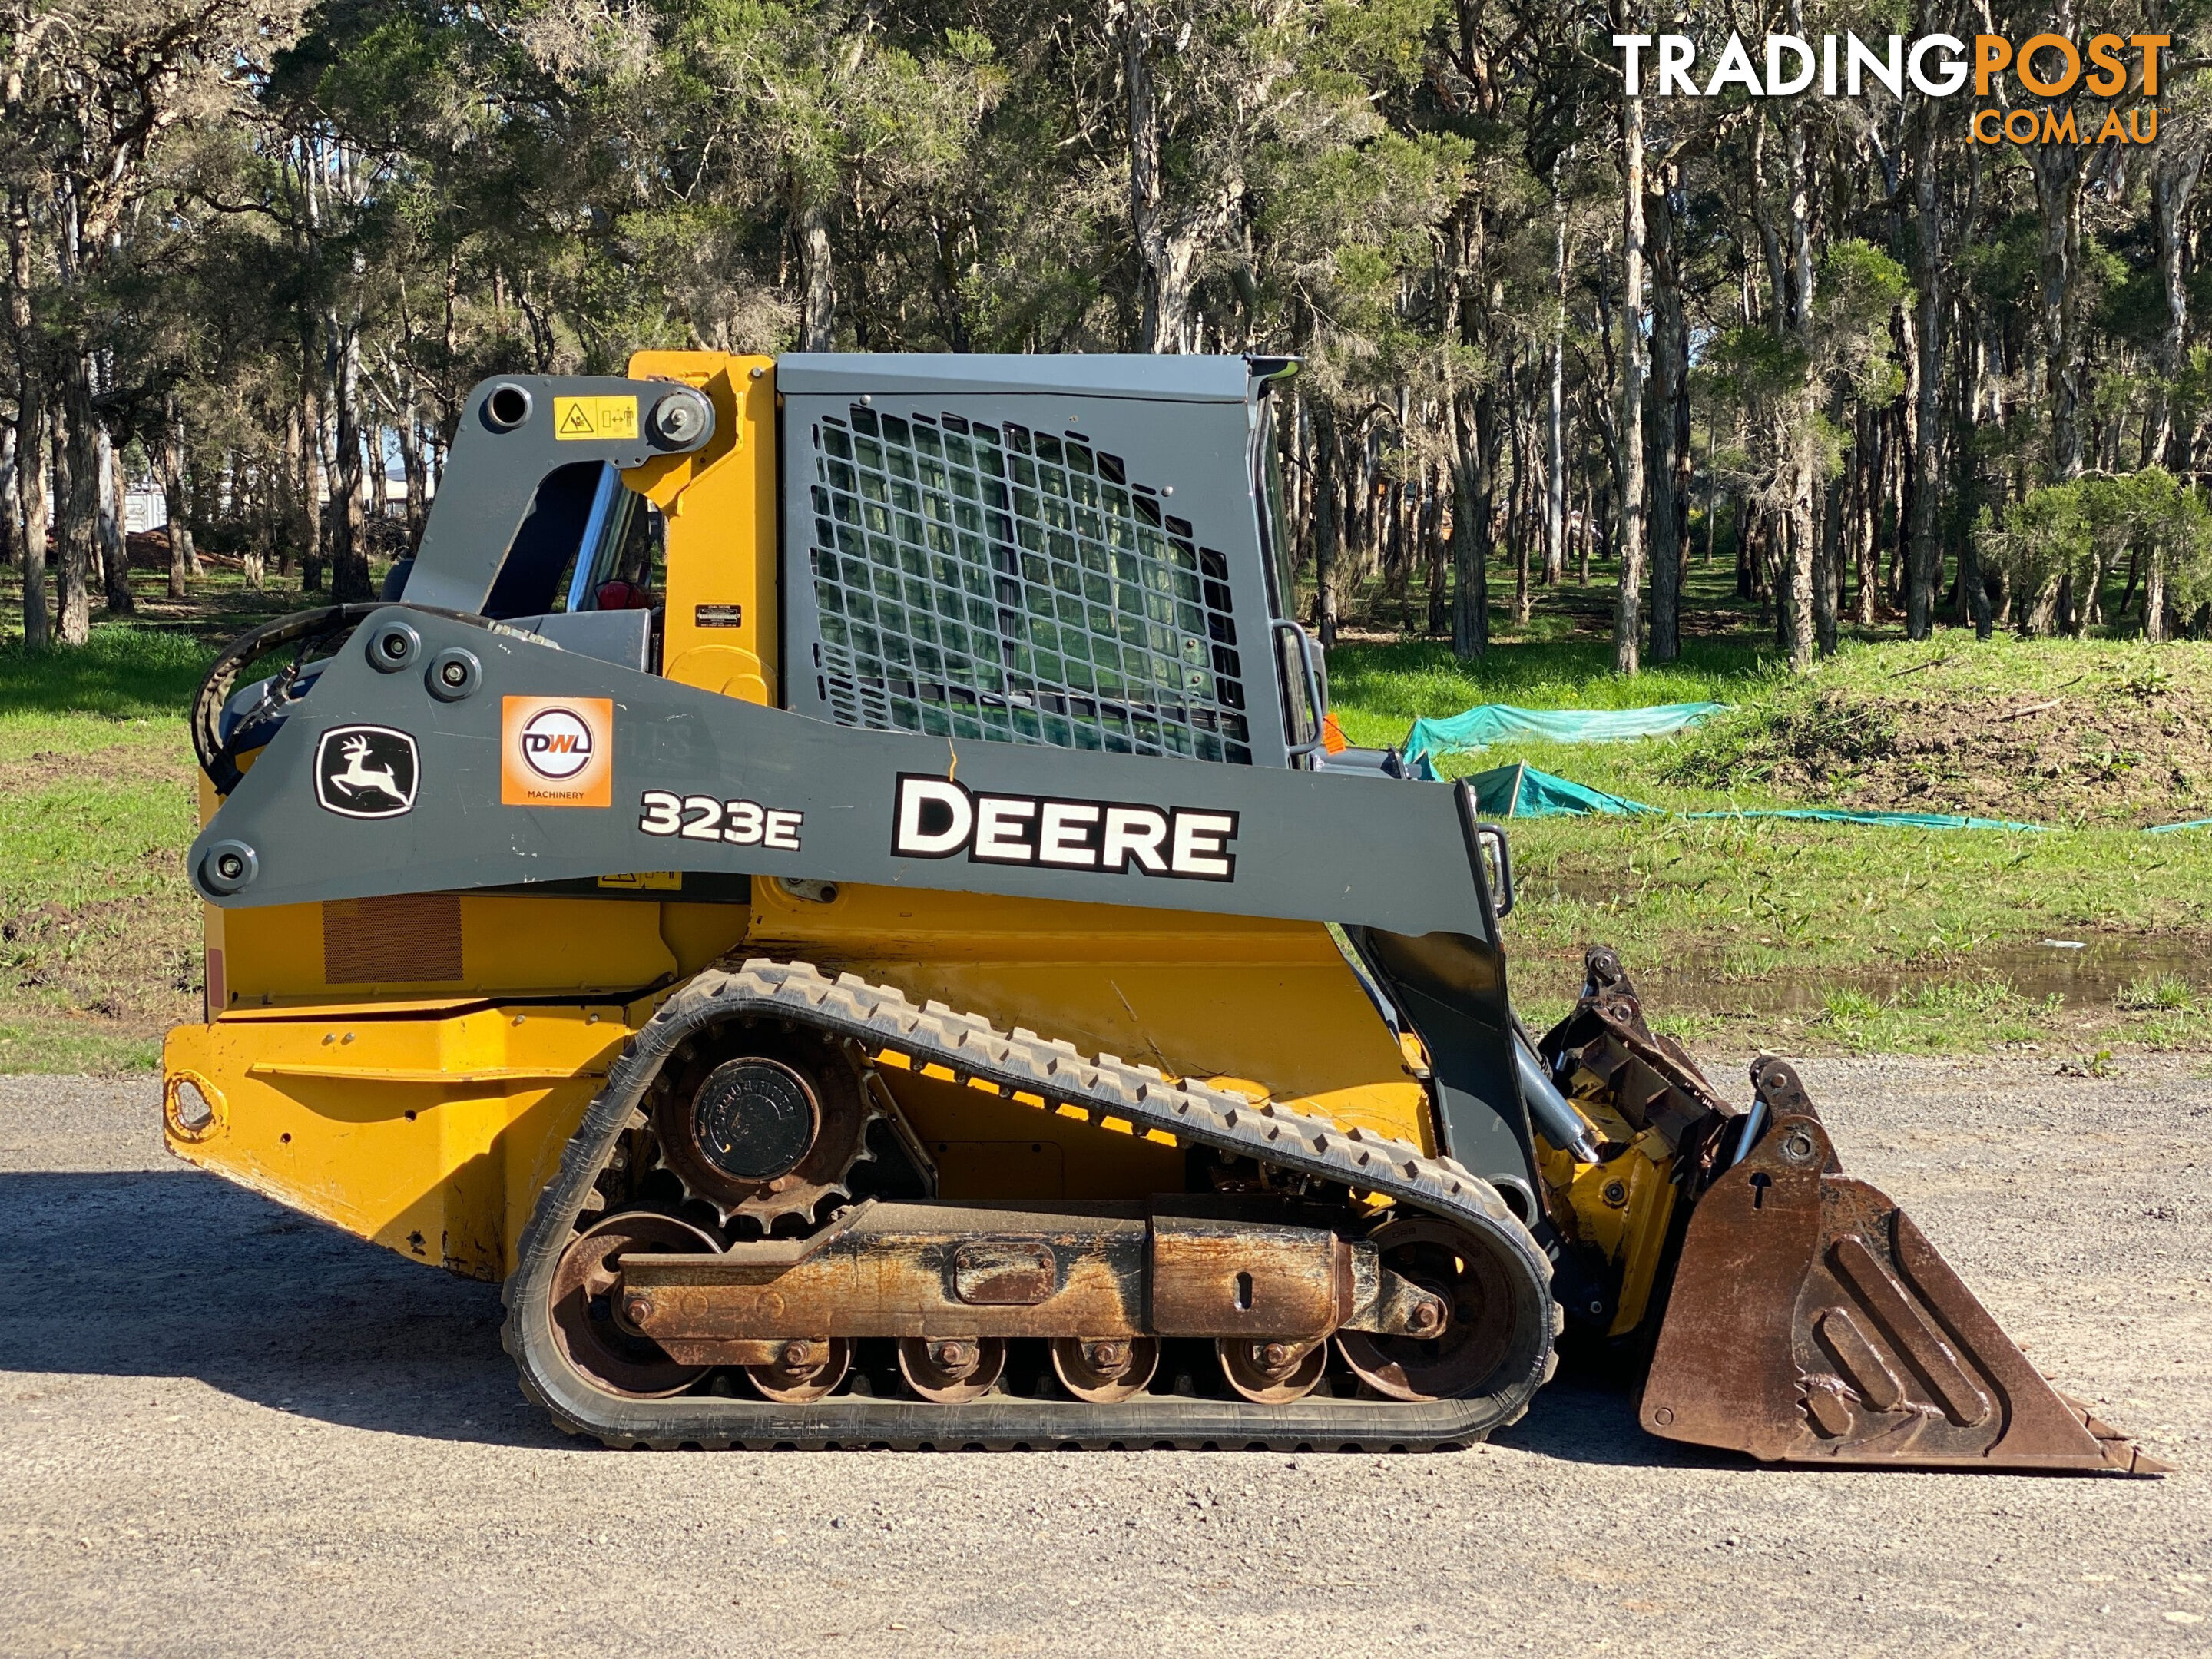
[502, 959, 1561, 1451]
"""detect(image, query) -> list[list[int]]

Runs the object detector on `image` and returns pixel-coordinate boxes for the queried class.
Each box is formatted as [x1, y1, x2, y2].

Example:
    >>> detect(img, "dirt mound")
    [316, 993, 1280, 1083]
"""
[1669, 661, 2212, 826]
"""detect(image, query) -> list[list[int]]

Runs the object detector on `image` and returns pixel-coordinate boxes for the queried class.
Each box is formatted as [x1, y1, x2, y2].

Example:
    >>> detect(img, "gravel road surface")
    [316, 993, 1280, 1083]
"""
[2, 1057, 2207, 1657]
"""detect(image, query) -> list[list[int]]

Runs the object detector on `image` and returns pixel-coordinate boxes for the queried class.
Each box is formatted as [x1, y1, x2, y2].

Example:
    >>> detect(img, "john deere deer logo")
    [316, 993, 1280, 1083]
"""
[314, 726, 420, 820]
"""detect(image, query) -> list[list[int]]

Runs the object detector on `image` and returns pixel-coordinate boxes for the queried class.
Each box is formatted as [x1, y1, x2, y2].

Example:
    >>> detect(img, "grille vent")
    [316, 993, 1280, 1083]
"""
[323, 894, 465, 985]
[807, 406, 1250, 763]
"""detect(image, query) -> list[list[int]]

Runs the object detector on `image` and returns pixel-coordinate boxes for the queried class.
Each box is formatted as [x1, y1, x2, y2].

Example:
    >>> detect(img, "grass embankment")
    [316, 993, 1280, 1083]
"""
[1330, 634, 2212, 1058]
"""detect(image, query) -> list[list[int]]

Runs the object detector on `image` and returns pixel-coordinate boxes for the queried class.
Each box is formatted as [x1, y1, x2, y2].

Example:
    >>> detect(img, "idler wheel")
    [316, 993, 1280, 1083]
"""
[1050, 1336, 1160, 1404]
[1336, 1216, 1525, 1402]
[743, 1338, 852, 1403]
[1217, 1337, 1326, 1404]
[547, 1210, 721, 1398]
[897, 1336, 1008, 1404]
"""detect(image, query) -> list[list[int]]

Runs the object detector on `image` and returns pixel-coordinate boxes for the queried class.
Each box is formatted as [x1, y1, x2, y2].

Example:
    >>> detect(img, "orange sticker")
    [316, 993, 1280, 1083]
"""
[502, 696, 614, 808]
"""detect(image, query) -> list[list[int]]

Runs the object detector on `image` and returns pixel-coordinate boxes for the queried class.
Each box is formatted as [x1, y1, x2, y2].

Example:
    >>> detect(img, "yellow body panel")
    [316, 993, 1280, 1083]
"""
[168, 881, 1437, 1275]
[623, 350, 780, 704]
[164, 1002, 644, 1278]
[220, 894, 680, 1006]
[749, 880, 1436, 1156]
[1534, 1081, 1679, 1339]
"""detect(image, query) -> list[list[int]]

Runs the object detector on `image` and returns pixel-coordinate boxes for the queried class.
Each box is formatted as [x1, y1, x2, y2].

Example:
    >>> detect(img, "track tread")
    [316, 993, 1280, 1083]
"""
[503, 959, 1558, 1451]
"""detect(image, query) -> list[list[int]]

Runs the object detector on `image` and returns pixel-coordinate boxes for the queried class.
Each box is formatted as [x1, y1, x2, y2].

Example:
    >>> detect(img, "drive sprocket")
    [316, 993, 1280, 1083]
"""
[646, 1022, 880, 1233]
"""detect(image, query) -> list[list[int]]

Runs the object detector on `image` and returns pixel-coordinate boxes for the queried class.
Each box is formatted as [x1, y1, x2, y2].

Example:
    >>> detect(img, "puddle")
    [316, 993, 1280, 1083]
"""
[1523, 922, 2206, 1015]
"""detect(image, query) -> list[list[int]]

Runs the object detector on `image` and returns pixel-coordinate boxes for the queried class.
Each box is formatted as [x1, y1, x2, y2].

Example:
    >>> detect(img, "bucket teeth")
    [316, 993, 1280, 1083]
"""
[1641, 1059, 2163, 1475]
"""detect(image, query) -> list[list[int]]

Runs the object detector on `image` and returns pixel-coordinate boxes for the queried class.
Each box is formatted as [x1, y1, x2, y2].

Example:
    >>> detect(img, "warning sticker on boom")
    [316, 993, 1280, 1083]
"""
[552, 396, 639, 441]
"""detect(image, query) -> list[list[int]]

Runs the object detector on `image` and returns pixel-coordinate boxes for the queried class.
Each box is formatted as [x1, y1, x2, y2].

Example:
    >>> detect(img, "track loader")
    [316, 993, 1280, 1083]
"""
[164, 352, 2157, 1467]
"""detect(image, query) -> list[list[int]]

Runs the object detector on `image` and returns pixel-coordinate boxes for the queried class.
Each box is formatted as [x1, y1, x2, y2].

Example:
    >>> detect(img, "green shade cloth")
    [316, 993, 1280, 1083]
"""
[1464, 761, 2047, 833]
[1403, 700, 1728, 769]
[1685, 806, 2048, 833]
[1469, 762, 1662, 818]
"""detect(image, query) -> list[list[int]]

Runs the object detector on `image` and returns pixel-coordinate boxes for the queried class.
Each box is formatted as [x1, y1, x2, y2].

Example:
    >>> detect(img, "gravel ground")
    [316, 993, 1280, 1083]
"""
[1, 1056, 2207, 1658]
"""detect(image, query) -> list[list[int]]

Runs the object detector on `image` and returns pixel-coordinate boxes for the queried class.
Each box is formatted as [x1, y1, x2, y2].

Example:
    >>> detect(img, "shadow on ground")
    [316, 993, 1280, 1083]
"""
[1, 1162, 1745, 1468]
[0, 1167, 560, 1449]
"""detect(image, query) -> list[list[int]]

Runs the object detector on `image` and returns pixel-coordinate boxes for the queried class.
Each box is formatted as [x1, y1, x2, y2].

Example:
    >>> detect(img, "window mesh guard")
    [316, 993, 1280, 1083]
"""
[806, 406, 1251, 763]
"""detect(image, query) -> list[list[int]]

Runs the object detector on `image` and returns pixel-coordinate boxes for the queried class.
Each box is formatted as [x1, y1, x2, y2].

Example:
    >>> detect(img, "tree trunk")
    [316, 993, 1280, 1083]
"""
[297, 349, 326, 591]
[1895, 313, 1924, 637]
[161, 393, 195, 598]
[1312, 401, 1341, 646]
[326, 314, 372, 602]
[796, 196, 836, 353]
[5, 188, 49, 649]
[0, 422, 15, 581]
[1450, 386, 1496, 661]
[279, 406, 301, 578]
[1782, 87, 1816, 671]
[55, 359, 95, 644]
[1614, 89, 1649, 677]
[1856, 404, 1882, 624]
[1506, 371, 1531, 626]
[1647, 165, 1686, 664]
[1425, 456, 1449, 634]
[2032, 136, 2087, 482]
[1816, 471, 1841, 655]
[397, 399, 426, 539]
[2151, 137, 2210, 469]
[1545, 170, 1568, 587]
[12, 384, 49, 650]
[1124, 18, 1206, 354]
[98, 420, 132, 614]
[1578, 478, 1592, 585]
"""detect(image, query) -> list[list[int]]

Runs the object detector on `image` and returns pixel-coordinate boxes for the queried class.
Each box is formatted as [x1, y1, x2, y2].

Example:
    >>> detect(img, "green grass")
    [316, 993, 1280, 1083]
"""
[0, 626, 214, 720]
[0, 624, 209, 1074]
[1326, 635, 1773, 750]
[1328, 625, 2212, 1056]
[1813, 979, 2061, 1055]
[2114, 972, 2197, 1012]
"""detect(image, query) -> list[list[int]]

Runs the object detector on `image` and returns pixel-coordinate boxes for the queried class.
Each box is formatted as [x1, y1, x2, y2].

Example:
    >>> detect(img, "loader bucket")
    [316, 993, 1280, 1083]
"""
[1640, 1056, 2164, 1474]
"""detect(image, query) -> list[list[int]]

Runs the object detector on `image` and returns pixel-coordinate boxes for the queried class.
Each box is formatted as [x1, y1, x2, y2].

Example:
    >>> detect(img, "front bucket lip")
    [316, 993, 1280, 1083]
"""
[1640, 1058, 2165, 1478]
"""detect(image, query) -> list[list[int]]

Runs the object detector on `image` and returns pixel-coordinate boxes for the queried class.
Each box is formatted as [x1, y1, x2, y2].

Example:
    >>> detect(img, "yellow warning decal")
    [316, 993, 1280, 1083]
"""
[596, 871, 682, 891]
[553, 396, 639, 441]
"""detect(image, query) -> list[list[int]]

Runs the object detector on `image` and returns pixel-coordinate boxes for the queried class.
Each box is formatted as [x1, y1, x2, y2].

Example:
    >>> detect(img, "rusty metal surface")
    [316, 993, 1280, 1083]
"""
[618, 1198, 1451, 1359]
[1147, 1214, 1349, 1340]
[898, 1336, 1008, 1402]
[624, 1200, 1147, 1344]
[505, 957, 1561, 1447]
[1217, 1337, 1327, 1402]
[545, 1211, 720, 1398]
[1641, 1057, 2166, 1475]
[742, 1336, 851, 1402]
[1538, 945, 1740, 1203]
[1335, 1215, 1522, 1403]
[1050, 1336, 1161, 1402]
[952, 1240, 1058, 1306]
